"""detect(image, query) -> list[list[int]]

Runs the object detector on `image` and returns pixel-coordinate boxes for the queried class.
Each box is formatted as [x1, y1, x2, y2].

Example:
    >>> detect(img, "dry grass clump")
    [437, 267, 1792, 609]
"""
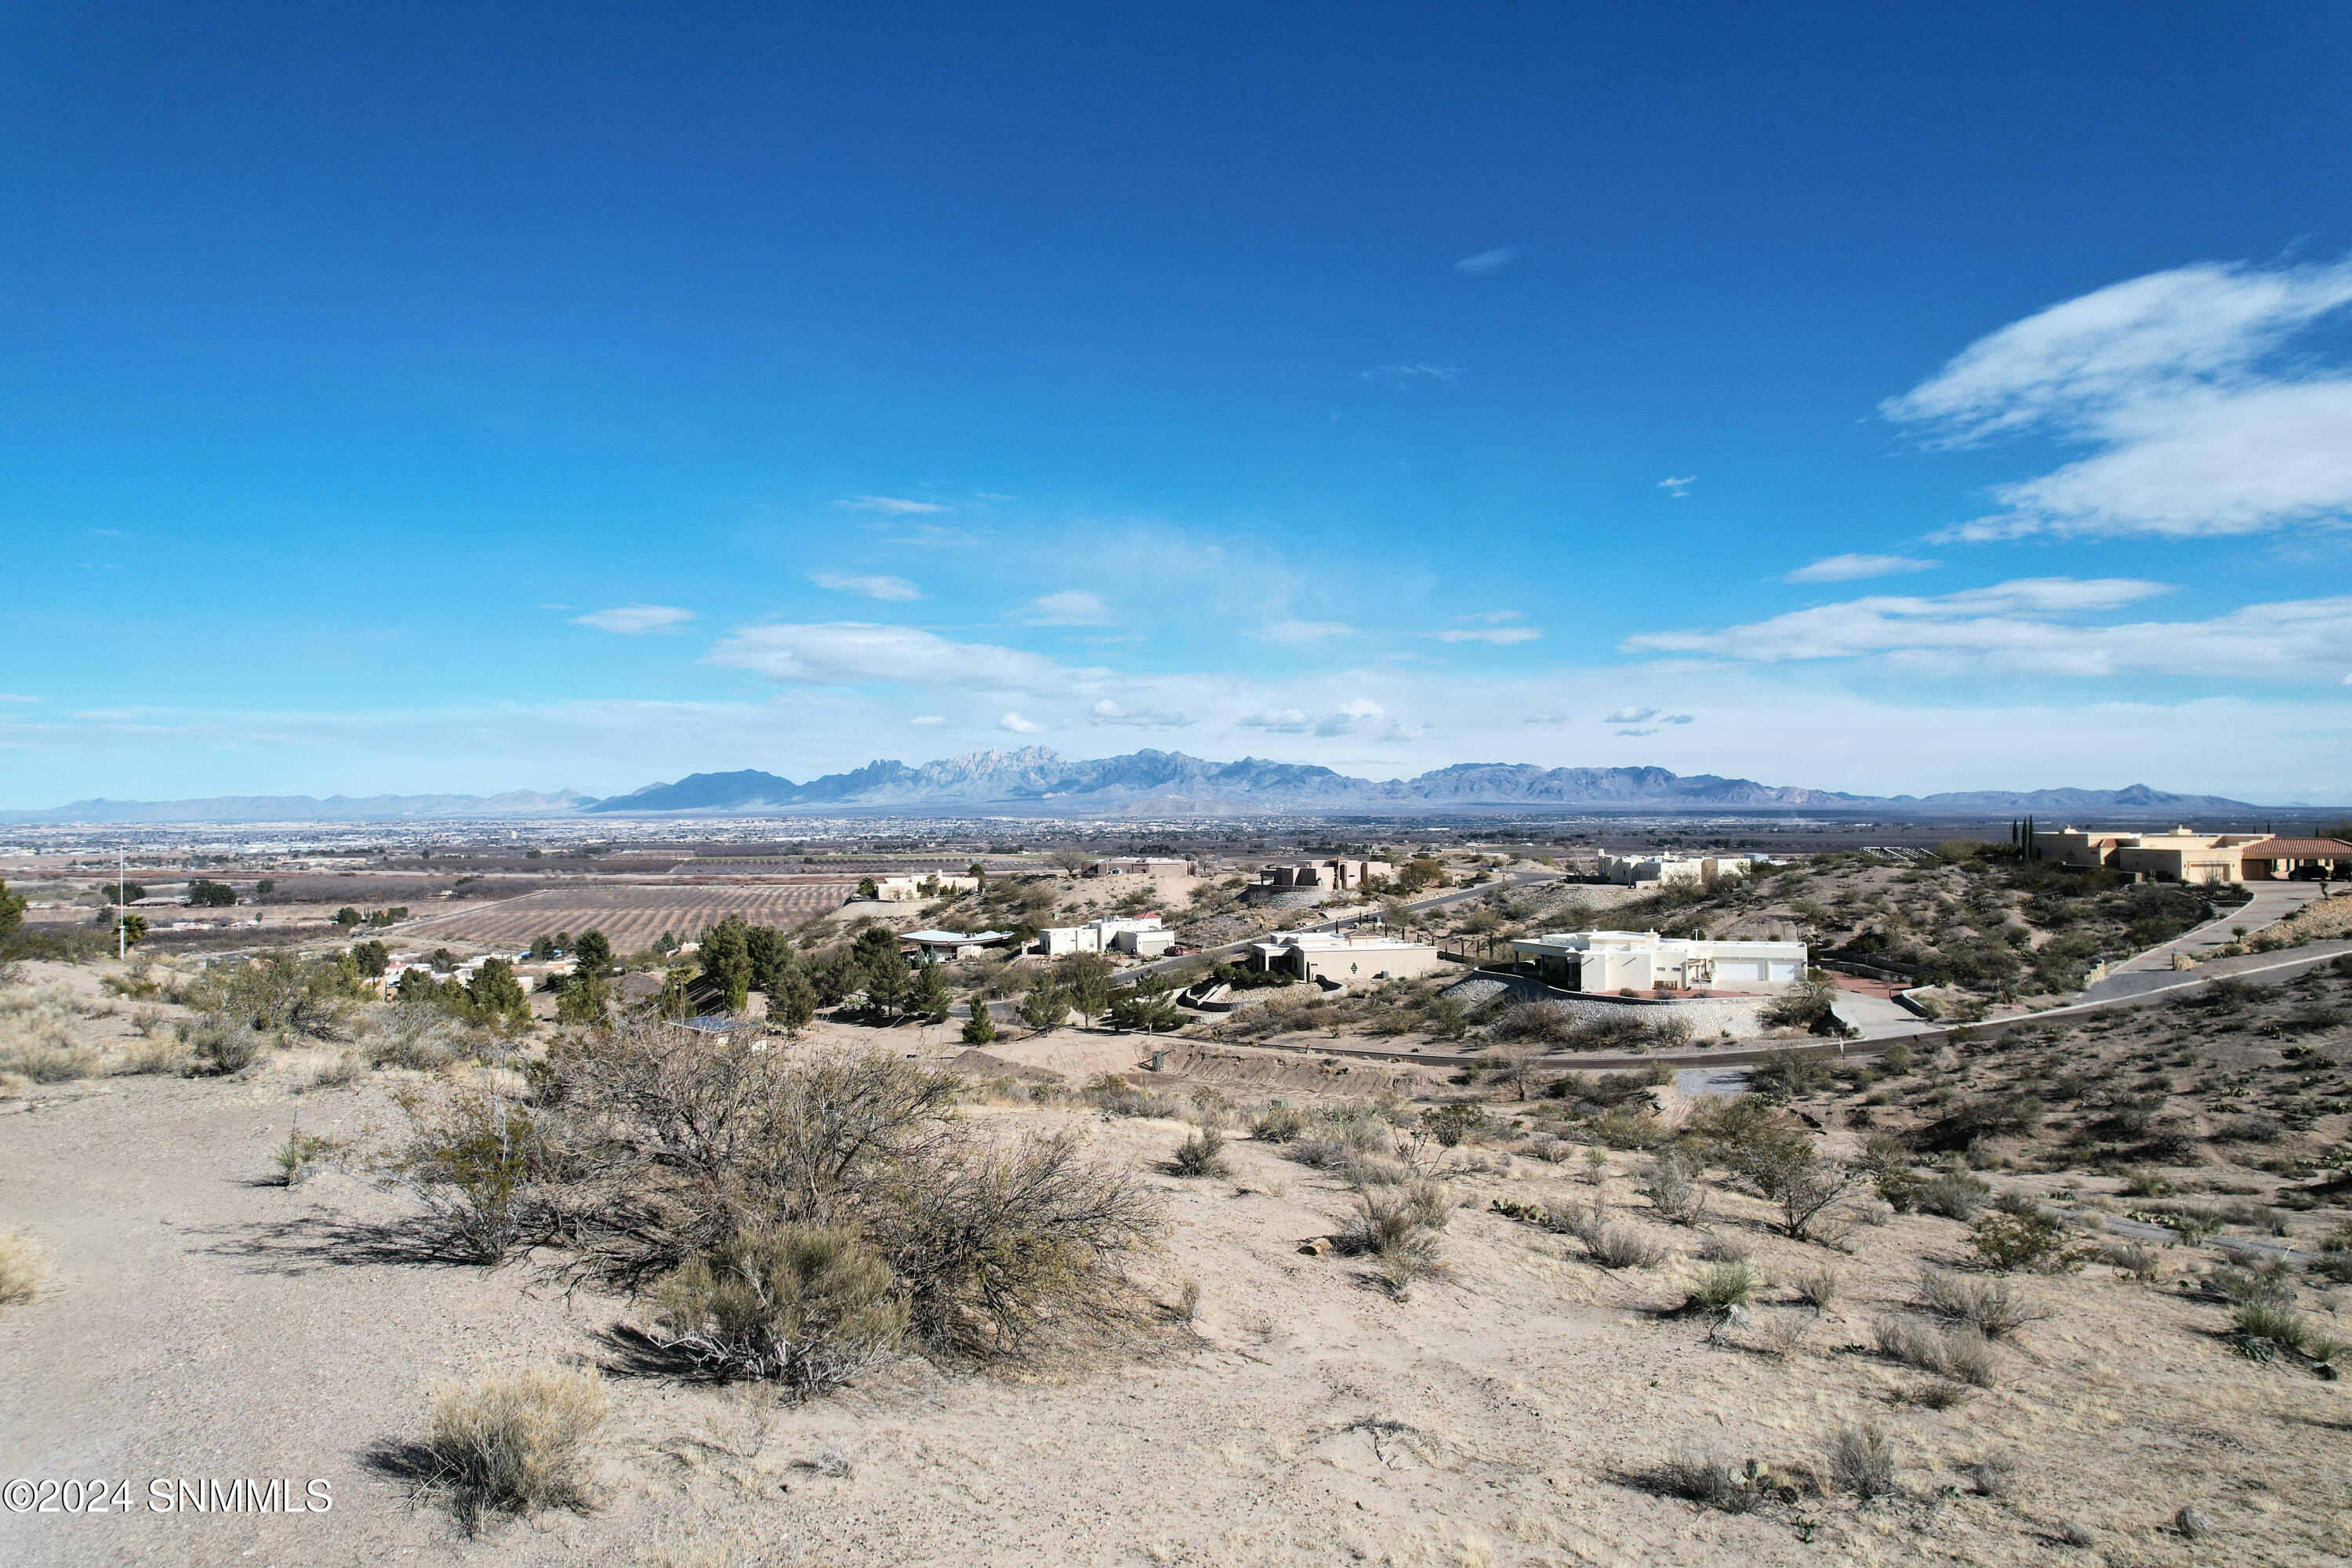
[0, 1229, 46, 1306]
[1555, 1198, 1668, 1269]
[181, 1014, 268, 1076]
[1339, 1176, 1450, 1297]
[1646, 1451, 1771, 1513]
[1826, 1423, 1899, 1499]
[1873, 1315, 1999, 1386]
[1171, 1126, 1232, 1178]
[1916, 1268, 2045, 1339]
[423, 1366, 607, 1531]
[1639, 1149, 1708, 1225]
[648, 1225, 906, 1394]
[0, 986, 102, 1083]
[1248, 1102, 1305, 1144]
[1791, 1265, 1842, 1310]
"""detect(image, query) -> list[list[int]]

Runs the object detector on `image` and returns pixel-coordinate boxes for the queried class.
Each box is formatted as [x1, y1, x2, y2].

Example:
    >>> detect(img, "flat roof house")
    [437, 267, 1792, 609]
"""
[1035, 915, 1163, 956]
[899, 929, 1015, 964]
[1507, 929, 1807, 993]
[1598, 853, 1755, 889]
[2031, 826, 2267, 884]
[1244, 931, 1443, 986]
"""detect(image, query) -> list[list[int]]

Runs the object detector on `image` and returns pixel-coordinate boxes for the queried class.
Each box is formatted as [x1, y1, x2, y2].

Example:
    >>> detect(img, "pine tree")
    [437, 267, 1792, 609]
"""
[961, 996, 998, 1044]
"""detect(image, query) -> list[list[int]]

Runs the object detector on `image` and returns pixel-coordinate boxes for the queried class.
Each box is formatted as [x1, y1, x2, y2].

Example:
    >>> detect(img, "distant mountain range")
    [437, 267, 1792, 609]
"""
[0, 789, 598, 826]
[1, 748, 2284, 824]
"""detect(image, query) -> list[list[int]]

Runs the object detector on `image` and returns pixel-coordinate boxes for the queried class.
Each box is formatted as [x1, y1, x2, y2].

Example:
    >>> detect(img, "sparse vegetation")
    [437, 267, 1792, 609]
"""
[419, 1366, 608, 1531]
[0, 1229, 45, 1306]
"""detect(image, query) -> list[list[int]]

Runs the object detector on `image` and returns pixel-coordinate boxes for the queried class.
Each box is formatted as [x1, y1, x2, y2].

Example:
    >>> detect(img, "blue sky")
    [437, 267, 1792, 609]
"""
[4, 3, 2350, 806]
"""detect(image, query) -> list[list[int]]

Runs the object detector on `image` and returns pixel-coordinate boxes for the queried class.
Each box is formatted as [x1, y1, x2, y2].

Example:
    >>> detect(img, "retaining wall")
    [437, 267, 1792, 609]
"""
[1439, 971, 1773, 1039]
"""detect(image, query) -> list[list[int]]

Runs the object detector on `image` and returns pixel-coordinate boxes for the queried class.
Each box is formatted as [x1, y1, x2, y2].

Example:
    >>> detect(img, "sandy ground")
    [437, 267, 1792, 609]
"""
[5, 958, 2352, 1567]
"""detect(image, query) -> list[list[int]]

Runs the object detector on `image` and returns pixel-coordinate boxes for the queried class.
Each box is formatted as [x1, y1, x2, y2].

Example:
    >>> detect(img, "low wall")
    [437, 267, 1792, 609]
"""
[1439, 971, 1773, 1039]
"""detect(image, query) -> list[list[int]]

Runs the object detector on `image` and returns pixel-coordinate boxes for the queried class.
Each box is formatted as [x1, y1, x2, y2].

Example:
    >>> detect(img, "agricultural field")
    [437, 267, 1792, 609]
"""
[395, 882, 856, 952]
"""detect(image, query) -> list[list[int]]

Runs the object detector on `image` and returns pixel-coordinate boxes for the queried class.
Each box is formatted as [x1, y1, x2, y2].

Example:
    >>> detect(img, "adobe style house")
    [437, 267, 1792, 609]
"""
[1243, 931, 1443, 986]
[2030, 826, 2350, 884]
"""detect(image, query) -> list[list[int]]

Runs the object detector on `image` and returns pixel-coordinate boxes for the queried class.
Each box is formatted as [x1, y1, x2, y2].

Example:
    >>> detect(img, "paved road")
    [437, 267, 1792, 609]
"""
[2080, 881, 2325, 1003]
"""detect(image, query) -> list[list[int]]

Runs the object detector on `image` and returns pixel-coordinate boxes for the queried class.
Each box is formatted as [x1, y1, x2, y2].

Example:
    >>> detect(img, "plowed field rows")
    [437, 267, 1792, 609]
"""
[397, 883, 854, 949]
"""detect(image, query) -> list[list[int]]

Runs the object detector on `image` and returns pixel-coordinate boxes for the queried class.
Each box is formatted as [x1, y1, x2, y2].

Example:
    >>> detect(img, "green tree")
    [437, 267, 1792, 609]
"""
[0, 878, 26, 945]
[188, 878, 238, 907]
[1057, 955, 1113, 1026]
[967, 862, 986, 885]
[556, 967, 609, 1025]
[255, 879, 275, 896]
[961, 997, 998, 1044]
[656, 965, 697, 1021]
[350, 939, 391, 977]
[466, 957, 531, 1025]
[334, 906, 363, 927]
[856, 877, 880, 901]
[103, 882, 148, 905]
[1105, 992, 1183, 1033]
[528, 934, 557, 959]
[771, 969, 818, 1033]
[1018, 981, 1069, 1033]
[865, 955, 909, 1018]
[699, 914, 753, 1013]
[909, 961, 953, 1022]
[572, 929, 613, 976]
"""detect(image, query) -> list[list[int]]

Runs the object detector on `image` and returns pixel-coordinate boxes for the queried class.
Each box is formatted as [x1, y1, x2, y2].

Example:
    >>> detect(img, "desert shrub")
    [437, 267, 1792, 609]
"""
[1171, 1126, 1232, 1178]
[1938, 1326, 2000, 1387]
[2100, 1241, 2162, 1281]
[1249, 1102, 1305, 1144]
[0, 1229, 45, 1305]
[1917, 1269, 2045, 1339]
[2204, 1263, 2296, 1308]
[1916, 1172, 1990, 1220]
[363, 1005, 469, 1072]
[878, 1127, 1165, 1355]
[2218, 1115, 2285, 1144]
[1826, 1423, 1898, 1499]
[182, 1014, 267, 1076]
[1968, 1210, 2092, 1272]
[1591, 1109, 1668, 1149]
[1686, 1261, 1756, 1316]
[1750, 1048, 1833, 1102]
[379, 1082, 541, 1262]
[648, 1225, 906, 1393]
[1493, 1000, 1582, 1044]
[1646, 1452, 1770, 1512]
[2231, 1301, 2308, 1354]
[423, 1366, 607, 1531]
[1640, 1149, 1708, 1225]
[1095, 1083, 1185, 1119]
[1792, 1265, 1842, 1310]
[213, 953, 362, 1038]
[1420, 1102, 1490, 1146]
[1553, 1199, 1666, 1269]
[308, 1051, 362, 1091]
[1288, 1106, 1393, 1171]
[1898, 1379, 1973, 1410]
[1341, 1178, 1449, 1294]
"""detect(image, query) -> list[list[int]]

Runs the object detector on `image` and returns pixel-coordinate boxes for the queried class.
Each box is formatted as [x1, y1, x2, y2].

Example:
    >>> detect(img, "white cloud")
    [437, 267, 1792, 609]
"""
[1625, 578, 2352, 681]
[1436, 626, 1543, 644]
[1261, 620, 1356, 645]
[811, 572, 923, 601]
[909, 714, 946, 725]
[709, 622, 1087, 688]
[1657, 475, 1696, 498]
[1450, 609, 1522, 625]
[1362, 364, 1461, 387]
[1090, 699, 1192, 729]
[836, 495, 949, 515]
[1237, 708, 1313, 734]
[1523, 711, 1570, 726]
[569, 604, 695, 634]
[1884, 258, 2352, 540]
[1456, 247, 1529, 275]
[1615, 728, 1658, 737]
[998, 711, 1044, 735]
[1021, 590, 1116, 626]
[1783, 553, 1940, 583]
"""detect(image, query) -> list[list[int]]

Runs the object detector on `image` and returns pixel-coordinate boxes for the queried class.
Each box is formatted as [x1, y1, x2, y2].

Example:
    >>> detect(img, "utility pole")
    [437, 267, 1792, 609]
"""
[118, 851, 125, 960]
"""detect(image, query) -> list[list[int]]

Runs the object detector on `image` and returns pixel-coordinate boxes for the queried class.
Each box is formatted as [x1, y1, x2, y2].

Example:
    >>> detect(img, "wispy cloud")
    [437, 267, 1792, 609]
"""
[710, 622, 1089, 688]
[1885, 258, 2352, 540]
[1021, 590, 1116, 626]
[1783, 553, 1939, 584]
[1523, 711, 1570, 726]
[1450, 609, 1523, 626]
[1455, 247, 1530, 275]
[1090, 699, 1193, 729]
[1237, 708, 1313, 734]
[1261, 620, 1356, 645]
[1436, 626, 1543, 644]
[811, 572, 923, 601]
[1361, 363, 1461, 388]
[836, 495, 949, 515]
[1657, 475, 1696, 498]
[909, 714, 946, 725]
[570, 604, 695, 634]
[1625, 577, 2352, 681]
[998, 711, 1044, 735]
[1607, 706, 1661, 724]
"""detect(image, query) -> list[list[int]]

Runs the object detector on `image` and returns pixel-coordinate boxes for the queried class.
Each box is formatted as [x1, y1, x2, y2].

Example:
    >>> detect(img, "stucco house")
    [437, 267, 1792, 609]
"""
[1507, 929, 1807, 993]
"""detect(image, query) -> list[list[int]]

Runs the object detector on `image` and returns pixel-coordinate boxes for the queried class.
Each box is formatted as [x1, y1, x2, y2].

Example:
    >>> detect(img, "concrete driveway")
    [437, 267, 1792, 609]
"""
[2080, 880, 2325, 1004]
